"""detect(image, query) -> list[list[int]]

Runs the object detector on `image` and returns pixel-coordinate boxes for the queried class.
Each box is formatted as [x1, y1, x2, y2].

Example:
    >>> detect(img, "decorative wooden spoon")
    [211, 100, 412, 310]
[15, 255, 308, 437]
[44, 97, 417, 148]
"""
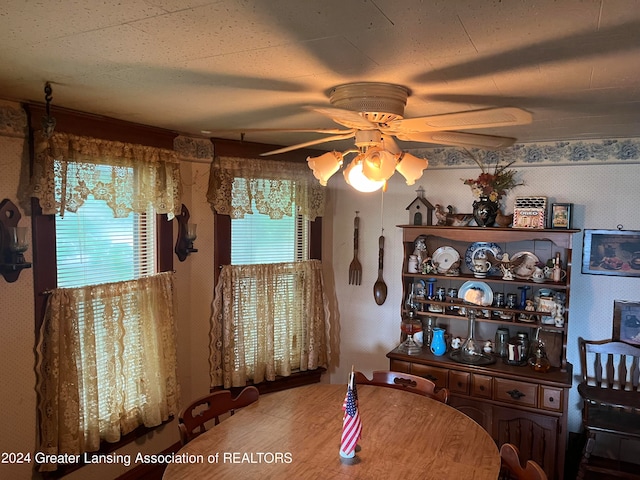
[373, 235, 388, 305]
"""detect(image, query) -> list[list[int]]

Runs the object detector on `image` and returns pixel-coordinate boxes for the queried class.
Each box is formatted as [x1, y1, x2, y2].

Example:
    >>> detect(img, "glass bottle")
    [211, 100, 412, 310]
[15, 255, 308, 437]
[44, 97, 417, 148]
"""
[460, 309, 483, 363]
[495, 327, 509, 358]
[423, 316, 435, 348]
[405, 282, 417, 312]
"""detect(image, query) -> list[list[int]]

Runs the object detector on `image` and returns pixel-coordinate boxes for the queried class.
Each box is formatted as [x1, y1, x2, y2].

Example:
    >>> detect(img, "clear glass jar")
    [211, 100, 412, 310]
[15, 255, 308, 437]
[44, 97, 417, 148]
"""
[460, 309, 483, 363]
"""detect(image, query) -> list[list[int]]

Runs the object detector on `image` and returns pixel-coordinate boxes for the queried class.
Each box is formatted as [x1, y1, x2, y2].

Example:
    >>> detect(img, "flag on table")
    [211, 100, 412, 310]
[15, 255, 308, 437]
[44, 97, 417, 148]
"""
[340, 373, 362, 456]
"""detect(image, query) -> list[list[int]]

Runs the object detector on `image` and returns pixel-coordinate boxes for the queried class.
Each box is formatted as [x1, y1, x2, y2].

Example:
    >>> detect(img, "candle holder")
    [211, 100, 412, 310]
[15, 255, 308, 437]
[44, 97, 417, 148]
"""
[0, 199, 32, 282]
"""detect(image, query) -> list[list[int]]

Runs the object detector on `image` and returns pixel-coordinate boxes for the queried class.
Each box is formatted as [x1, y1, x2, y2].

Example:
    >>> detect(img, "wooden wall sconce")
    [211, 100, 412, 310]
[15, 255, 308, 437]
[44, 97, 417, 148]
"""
[0, 199, 32, 282]
[175, 204, 198, 262]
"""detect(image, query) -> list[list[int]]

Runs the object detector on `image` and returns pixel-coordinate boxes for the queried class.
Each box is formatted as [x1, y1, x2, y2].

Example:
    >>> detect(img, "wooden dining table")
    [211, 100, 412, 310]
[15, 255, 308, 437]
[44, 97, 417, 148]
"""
[163, 383, 501, 480]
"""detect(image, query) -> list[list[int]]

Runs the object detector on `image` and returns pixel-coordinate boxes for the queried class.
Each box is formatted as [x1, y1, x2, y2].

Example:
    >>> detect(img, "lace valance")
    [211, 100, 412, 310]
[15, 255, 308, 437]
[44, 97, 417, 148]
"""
[207, 156, 325, 220]
[30, 131, 182, 218]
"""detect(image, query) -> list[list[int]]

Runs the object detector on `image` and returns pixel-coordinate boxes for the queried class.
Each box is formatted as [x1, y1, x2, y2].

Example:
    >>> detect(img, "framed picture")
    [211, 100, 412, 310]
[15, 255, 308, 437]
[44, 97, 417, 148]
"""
[551, 203, 572, 229]
[613, 300, 640, 345]
[582, 229, 640, 276]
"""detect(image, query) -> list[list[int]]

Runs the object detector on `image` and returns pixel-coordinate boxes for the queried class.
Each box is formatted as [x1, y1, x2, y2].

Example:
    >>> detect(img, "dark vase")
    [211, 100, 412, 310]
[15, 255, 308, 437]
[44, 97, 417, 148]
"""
[473, 196, 499, 227]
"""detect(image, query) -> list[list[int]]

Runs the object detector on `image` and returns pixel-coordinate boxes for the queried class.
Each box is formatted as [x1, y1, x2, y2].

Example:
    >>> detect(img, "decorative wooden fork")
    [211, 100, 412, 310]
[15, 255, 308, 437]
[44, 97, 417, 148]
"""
[349, 212, 362, 285]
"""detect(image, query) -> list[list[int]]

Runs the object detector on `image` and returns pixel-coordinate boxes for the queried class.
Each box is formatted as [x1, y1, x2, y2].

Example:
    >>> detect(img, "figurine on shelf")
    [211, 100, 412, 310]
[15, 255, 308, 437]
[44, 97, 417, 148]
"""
[554, 304, 565, 327]
[434, 204, 473, 227]
[483, 340, 493, 354]
[519, 299, 536, 322]
[421, 256, 438, 274]
[488, 252, 525, 281]
[445, 260, 461, 276]
[413, 237, 428, 264]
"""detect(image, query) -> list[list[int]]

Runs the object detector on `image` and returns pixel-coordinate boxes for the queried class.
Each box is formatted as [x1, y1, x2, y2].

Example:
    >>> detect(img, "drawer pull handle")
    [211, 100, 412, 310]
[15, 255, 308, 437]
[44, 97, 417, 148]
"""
[457, 382, 463, 387]
[507, 389, 525, 399]
[425, 374, 437, 382]
[479, 386, 485, 391]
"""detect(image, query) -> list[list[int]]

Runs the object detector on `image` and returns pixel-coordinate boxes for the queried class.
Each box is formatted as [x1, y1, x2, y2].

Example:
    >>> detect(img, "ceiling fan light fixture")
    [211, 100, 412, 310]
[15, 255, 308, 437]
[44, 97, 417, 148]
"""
[395, 152, 429, 186]
[307, 151, 343, 186]
[343, 155, 385, 193]
[362, 147, 397, 182]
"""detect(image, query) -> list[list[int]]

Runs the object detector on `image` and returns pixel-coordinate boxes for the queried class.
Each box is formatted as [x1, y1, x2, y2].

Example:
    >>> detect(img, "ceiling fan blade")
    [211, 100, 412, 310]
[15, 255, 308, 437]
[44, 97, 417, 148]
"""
[309, 106, 377, 130]
[261, 132, 356, 156]
[396, 131, 516, 149]
[209, 127, 352, 135]
[388, 107, 532, 132]
[381, 134, 402, 155]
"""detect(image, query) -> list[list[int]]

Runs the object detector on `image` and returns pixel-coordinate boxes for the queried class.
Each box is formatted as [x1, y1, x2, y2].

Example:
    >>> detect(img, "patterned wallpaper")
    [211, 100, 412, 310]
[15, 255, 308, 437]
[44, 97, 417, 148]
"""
[409, 138, 640, 168]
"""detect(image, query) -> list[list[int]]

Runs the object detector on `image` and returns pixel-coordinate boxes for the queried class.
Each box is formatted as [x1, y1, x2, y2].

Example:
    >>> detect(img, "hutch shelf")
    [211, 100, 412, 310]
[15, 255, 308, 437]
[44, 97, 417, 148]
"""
[388, 225, 580, 480]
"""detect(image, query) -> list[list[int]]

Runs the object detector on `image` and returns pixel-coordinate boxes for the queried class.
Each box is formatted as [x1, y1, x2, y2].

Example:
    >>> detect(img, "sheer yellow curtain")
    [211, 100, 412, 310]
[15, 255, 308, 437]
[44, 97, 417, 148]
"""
[210, 261, 328, 388]
[207, 155, 325, 220]
[30, 131, 182, 219]
[35, 272, 179, 472]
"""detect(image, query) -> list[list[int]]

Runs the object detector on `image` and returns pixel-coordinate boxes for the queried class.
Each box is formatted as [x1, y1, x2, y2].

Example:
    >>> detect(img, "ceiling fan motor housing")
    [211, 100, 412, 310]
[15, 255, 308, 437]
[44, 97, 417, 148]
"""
[329, 82, 409, 123]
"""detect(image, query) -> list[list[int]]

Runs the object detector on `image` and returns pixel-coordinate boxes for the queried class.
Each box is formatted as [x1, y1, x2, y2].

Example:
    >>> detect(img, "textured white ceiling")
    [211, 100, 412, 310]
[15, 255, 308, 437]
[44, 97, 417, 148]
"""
[0, 0, 639, 152]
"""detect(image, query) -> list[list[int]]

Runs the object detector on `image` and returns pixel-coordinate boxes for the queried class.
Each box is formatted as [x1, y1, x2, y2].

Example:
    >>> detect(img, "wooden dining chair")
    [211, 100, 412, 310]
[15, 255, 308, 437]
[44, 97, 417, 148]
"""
[354, 370, 449, 403]
[178, 386, 259, 445]
[576, 337, 640, 479]
[499, 443, 548, 480]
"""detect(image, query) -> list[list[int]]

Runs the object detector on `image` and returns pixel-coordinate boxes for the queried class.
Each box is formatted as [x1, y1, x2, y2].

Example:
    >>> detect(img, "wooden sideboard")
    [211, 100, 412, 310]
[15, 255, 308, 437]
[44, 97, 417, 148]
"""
[389, 225, 580, 480]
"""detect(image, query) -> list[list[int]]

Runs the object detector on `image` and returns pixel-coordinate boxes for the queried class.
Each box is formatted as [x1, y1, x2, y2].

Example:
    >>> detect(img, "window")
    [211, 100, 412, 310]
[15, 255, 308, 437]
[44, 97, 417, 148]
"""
[32, 130, 180, 472]
[209, 156, 327, 390]
[56, 196, 156, 287]
[231, 204, 308, 264]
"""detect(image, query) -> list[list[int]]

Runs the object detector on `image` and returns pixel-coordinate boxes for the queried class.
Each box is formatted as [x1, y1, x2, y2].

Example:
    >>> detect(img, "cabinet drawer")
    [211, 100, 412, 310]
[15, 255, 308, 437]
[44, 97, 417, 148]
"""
[494, 378, 538, 407]
[471, 374, 493, 399]
[389, 359, 411, 374]
[410, 364, 448, 389]
[539, 386, 563, 412]
[449, 371, 470, 394]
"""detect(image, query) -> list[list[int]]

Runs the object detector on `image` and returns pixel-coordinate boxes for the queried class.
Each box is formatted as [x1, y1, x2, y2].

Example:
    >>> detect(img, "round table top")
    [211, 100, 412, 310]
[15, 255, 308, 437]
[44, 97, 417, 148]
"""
[163, 383, 500, 480]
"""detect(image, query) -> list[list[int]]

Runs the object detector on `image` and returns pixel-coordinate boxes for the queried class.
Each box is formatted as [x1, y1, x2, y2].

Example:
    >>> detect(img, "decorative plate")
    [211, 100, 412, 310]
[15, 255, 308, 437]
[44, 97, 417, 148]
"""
[511, 251, 540, 279]
[464, 242, 503, 275]
[458, 280, 494, 307]
[432, 246, 460, 274]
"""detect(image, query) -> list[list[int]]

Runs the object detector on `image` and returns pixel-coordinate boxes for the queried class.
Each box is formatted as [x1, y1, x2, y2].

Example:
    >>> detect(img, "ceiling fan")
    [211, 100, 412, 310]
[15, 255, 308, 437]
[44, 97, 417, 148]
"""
[216, 82, 532, 192]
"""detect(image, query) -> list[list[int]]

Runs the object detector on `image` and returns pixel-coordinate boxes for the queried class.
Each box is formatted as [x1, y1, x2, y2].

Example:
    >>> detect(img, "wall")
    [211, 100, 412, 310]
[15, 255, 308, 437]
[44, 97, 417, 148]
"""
[0, 101, 36, 480]
[326, 154, 640, 434]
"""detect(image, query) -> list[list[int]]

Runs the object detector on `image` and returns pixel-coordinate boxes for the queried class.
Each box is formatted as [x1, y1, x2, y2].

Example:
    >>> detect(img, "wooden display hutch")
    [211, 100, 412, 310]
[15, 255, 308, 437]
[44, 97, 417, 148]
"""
[388, 225, 580, 480]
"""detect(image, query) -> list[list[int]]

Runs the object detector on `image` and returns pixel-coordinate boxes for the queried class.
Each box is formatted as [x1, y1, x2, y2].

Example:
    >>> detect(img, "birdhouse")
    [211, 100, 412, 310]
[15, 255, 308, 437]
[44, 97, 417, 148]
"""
[406, 186, 434, 225]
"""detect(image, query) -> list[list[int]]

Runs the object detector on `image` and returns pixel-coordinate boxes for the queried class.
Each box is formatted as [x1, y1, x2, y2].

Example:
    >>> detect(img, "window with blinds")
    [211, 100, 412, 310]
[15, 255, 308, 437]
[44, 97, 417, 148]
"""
[231, 206, 309, 264]
[56, 197, 156, 287]
[229, 203, 310, 377]
[54, 194, 158, 430]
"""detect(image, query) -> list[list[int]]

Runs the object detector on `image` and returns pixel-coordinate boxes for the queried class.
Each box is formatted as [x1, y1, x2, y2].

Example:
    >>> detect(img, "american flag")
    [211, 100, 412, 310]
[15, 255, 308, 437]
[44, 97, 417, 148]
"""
[341, 374, 362, 455]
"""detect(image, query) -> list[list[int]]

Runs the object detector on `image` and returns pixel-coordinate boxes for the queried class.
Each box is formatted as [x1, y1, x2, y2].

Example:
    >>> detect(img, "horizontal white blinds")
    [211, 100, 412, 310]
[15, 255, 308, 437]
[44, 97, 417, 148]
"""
[56, 197, 156, 288]
[231, 207, 308, 264]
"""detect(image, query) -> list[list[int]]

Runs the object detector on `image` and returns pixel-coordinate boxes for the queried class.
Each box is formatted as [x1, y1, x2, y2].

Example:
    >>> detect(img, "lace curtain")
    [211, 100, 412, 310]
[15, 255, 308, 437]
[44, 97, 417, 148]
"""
[209, 260, 328, 388]
[207, 156, 325, 220]
[30, 131, 182, 219]
[35, 272, 180, 472]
